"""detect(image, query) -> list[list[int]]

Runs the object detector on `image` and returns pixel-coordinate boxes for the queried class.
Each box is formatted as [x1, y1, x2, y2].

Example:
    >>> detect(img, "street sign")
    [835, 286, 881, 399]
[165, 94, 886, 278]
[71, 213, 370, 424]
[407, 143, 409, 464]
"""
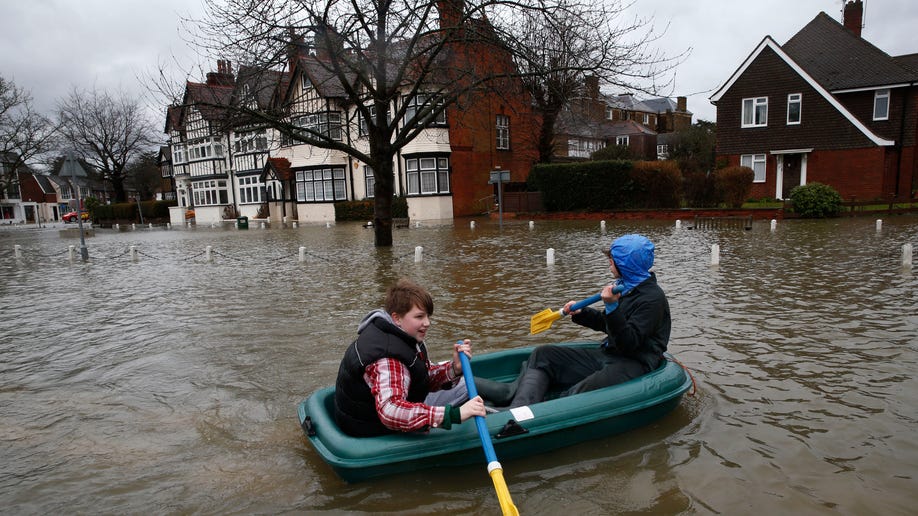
[489, 170, 510, 184]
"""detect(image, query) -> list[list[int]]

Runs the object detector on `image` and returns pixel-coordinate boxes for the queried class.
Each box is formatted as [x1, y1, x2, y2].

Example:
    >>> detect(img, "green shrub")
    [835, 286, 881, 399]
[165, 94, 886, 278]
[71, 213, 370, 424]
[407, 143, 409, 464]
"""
[528, 160, 634, 211]
[788, 182, 843, 218]
[630, 160, 682, 209]
[334, 197, 407, 221]
[714, 166, 754, 208]
[682, 171, 719, 208]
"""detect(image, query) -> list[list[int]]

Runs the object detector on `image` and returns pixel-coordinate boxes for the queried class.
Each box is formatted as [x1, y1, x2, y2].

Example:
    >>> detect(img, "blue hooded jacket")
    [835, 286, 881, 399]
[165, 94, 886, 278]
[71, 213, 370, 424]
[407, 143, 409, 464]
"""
[610, 234, 654, 295]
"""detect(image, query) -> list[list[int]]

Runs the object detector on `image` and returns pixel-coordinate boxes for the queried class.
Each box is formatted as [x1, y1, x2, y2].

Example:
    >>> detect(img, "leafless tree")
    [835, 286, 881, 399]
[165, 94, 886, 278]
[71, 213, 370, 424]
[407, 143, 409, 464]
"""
[0, 75, 58, 190]
[57, 87, 158, 202]
[502, 0, 684, 163]
[178, 0, 677, 246]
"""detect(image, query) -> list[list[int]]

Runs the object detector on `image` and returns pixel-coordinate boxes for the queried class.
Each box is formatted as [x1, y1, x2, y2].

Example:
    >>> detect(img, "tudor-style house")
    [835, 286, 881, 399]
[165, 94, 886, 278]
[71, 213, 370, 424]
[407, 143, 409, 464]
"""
[164, 3, 539, 225]
[710, 0, 918, 201]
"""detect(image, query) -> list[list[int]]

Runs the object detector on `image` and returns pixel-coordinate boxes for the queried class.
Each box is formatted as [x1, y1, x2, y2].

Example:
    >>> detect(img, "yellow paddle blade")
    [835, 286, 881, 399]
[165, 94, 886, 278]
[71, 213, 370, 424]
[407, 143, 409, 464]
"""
[529, 308, 563, 335]
[488, 467, 520, 516]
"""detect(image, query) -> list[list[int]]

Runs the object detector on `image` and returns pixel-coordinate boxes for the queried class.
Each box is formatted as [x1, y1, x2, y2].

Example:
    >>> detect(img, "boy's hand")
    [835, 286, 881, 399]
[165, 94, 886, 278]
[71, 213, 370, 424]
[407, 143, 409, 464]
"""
[452, 339, 472, 375]
[459, 396, 486, 421]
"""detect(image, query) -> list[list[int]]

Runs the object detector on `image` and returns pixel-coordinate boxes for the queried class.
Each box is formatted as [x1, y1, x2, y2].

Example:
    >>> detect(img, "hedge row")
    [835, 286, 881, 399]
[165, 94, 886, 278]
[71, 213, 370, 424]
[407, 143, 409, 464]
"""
[90, 200, 177, 221]
[527, 160, 683, 211]
[335, 196, 409, 221]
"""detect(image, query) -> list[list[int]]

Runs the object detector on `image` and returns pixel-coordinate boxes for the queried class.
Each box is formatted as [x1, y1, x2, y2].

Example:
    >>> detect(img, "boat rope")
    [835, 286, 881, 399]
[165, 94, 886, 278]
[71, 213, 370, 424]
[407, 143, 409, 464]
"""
[666, 355, 697, 396]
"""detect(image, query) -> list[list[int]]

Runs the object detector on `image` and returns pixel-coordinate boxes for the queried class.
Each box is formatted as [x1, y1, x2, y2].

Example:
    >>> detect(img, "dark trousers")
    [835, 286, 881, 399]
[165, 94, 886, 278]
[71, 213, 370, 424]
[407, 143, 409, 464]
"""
[526, 345, 651, 396]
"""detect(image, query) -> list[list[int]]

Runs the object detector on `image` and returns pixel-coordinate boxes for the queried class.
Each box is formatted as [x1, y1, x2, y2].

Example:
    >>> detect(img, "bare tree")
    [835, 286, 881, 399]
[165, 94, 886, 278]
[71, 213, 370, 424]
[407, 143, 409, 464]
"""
[125, 150, 163, 201]
[503, 0, 684, 163]
[179, 0, 676, 246]
[57, 87, 157, 202]
[1, 75, 58, 190]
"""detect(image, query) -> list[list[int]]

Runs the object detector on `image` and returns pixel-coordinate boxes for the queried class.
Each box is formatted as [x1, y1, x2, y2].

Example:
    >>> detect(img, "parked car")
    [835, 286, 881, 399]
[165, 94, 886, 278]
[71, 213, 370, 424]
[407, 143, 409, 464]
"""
[62, 211, 89, 222]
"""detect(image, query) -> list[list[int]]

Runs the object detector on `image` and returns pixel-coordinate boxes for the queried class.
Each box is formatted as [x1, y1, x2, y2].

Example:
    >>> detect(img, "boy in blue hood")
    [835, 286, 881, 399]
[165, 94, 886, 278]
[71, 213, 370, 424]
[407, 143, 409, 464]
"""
[508, 234, 671, 407]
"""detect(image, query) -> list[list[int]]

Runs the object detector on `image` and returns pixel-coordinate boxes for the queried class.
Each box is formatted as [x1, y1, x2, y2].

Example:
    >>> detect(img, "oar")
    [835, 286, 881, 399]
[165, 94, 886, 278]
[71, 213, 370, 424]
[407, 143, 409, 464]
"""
[529, 285, 624, 335]
[458, 351, 519, 516]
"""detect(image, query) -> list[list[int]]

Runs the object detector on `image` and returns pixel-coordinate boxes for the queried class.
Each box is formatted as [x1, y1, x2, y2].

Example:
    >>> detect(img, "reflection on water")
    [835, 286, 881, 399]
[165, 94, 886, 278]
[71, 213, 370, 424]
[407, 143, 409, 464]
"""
[1, 217, 916, 514]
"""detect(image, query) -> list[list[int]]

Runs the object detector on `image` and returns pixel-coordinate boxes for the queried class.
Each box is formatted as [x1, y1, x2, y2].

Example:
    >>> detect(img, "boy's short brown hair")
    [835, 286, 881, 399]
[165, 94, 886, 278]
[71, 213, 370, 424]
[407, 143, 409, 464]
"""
[385, 278, 434, 316]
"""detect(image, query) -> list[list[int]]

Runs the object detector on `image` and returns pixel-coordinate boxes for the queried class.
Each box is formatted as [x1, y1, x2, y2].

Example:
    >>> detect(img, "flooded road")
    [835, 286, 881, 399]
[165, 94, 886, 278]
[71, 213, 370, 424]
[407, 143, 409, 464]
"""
[1, 216, 916, 514]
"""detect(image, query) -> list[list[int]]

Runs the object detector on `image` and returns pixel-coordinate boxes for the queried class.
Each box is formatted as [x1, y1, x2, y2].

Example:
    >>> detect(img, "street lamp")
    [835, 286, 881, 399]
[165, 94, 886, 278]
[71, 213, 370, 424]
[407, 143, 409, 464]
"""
[62, 153, 89, 261]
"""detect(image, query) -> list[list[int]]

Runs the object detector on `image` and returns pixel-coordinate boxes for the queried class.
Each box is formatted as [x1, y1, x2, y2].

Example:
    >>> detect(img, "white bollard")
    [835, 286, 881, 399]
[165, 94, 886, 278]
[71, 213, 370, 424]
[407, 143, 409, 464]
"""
[283, 216, 288, 224]
[188, 221, 193, 228]
[14, 244, 22, 258]
[130, 245, 138, 262]
[711, 244, 721, 266]
[529, 220, 535, 229]
[326, 222, 331, 228]
[876, 219, 883, 232]
[114, 223, 120, 230]
[69, 245, 76, 263]
[414, 246, 424, 263]
[260, 222, 265, 229]
[298, 246, 306, 262]
[602, 220, 607, 231]
[148, 223, 153, 229]
[675, 220, 681, 229]
[415, 221, 421, 228]
[234, 222, 238, 229]
[546, 248, 556, 265]
[293, 222, 298, 228]
[266, 217, 271, 225]
[132, 224, 137, 231]
[210, 223, 216, 228]
[903, 243, 913, 268]
[205, 246, 213, 263]
[470, 221, 476, 229]
[770, 219, 777, 232]
[166, 223, 172, 229]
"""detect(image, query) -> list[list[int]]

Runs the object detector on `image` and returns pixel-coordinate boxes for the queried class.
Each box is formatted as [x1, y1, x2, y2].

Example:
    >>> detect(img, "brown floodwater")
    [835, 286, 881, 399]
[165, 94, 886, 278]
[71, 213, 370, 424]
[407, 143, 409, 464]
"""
[1, 216, 916, 514]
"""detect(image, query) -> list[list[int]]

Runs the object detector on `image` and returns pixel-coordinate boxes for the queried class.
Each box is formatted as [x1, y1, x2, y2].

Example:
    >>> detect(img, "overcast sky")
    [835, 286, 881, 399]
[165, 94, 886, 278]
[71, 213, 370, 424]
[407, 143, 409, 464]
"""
[2, 0, 917, 129]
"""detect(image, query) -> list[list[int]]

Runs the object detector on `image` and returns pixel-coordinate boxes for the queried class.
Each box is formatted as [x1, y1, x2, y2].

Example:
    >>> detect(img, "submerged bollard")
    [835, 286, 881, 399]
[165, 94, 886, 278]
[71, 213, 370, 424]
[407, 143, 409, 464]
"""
[876, 219, 883, 232]
[298, 246, 306, 262]
[903, 243, 913, 268]
[205, 246, 213, 263]
[130, 246, 138, 262]
[114, 223, 120, 230]
[260, 222, 265, 229]
[675, 220, 681, 229]
[188, 221, 193, 228]
[470, 221, 476, 229]
[132, 223, 137, 231]
[601, 220, 607, 231]
[711, 244, 721, 266]
[529, 221, 535, 229]
[546, 248, 556, 265]
[68, 245, 76, 263]
[166, 223, 172, 229]
[148, 223, 153, 229]
[326, 222, 331, 228]
[771, 219, 777, 232]
[414, 246, 424, 263]
[293, 222, 298, 228]
[14, 244, 22, 259]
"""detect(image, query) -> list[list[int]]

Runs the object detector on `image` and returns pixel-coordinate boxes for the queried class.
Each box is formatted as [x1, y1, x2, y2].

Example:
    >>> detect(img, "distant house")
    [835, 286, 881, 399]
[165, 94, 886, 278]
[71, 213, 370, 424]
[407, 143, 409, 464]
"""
[710, 0, 918, 201]
[555, 76, 692, 161]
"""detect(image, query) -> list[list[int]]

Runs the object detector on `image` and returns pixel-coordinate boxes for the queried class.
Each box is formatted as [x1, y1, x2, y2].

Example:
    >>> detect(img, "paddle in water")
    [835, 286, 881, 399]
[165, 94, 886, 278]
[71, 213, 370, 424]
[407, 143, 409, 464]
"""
[529, 285, 625, 335]
[458, 346, 519, 516]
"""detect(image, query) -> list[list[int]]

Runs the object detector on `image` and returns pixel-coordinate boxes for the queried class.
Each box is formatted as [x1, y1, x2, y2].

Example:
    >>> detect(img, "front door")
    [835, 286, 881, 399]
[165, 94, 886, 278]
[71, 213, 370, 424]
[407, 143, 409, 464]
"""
[782, 154, 802, 198]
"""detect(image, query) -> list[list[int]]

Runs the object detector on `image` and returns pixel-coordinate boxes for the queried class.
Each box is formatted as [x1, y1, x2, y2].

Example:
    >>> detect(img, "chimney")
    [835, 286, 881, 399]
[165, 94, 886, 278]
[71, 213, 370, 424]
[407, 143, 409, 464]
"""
[585, 75, 600, 100]
[843, 0, 863, 37]
[677, 96, 687, 112]
[287, 28, 305, 72]
[206, 60, 234, 86]
[437, 0, 464, 29]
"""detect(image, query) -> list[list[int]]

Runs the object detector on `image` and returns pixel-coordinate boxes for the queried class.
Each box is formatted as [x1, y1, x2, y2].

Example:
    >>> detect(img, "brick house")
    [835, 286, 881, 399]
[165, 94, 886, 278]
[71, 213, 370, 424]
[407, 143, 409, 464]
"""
[710, 0, 918, 201]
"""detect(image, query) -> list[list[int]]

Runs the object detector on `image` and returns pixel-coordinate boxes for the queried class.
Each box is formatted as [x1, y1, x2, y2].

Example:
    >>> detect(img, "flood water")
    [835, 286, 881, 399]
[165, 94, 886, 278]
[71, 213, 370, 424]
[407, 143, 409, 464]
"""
[1, 216, 916, 514]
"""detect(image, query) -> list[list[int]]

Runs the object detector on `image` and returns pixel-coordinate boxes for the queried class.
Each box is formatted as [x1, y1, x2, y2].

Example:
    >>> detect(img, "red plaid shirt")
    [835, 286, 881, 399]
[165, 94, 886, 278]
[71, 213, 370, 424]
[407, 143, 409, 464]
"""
[363, 345, 458, 432]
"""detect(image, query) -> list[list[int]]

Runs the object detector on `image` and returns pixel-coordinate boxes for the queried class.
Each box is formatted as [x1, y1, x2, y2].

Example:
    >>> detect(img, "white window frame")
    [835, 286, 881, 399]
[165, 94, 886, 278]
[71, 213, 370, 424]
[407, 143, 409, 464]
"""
[238, 175, 265, 204]
[496, 115, 510, 150]
[787, 93, 802, 125]
[405, 156, 450, 195]
[364, 166, 375, 198]
[741, 154, 767, 183]
[294, 168, 346, 202]
[191, 179, 229, 206]
[403, 94, 447, 126]
[873, 89, 890, 121]
[615, 135, 629, 146]
[742, 97, 768, 127]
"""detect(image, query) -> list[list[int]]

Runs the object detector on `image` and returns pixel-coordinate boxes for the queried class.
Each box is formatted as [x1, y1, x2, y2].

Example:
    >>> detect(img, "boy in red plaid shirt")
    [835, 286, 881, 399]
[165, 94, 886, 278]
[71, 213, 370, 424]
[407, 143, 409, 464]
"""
[334, 279, 486, 437]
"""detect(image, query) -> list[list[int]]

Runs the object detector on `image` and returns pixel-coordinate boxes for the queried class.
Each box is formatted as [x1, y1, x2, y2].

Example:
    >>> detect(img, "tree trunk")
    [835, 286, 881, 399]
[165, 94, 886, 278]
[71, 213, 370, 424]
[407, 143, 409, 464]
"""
[111, 175, 127, 203]
[372, 155, 395, 247]
[537, 108, 560, 164]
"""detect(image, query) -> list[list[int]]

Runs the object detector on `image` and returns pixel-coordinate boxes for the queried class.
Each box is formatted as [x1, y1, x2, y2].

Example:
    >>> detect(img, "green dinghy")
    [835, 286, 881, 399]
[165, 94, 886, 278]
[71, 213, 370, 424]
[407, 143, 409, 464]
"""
[297, 341, 692, 482]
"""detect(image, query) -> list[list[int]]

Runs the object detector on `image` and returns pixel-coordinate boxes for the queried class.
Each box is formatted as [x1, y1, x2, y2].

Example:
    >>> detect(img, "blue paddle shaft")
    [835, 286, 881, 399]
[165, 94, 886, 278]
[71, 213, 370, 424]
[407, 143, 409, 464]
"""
[563, 285, 624, 315]
[458, 351, 498, 464]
